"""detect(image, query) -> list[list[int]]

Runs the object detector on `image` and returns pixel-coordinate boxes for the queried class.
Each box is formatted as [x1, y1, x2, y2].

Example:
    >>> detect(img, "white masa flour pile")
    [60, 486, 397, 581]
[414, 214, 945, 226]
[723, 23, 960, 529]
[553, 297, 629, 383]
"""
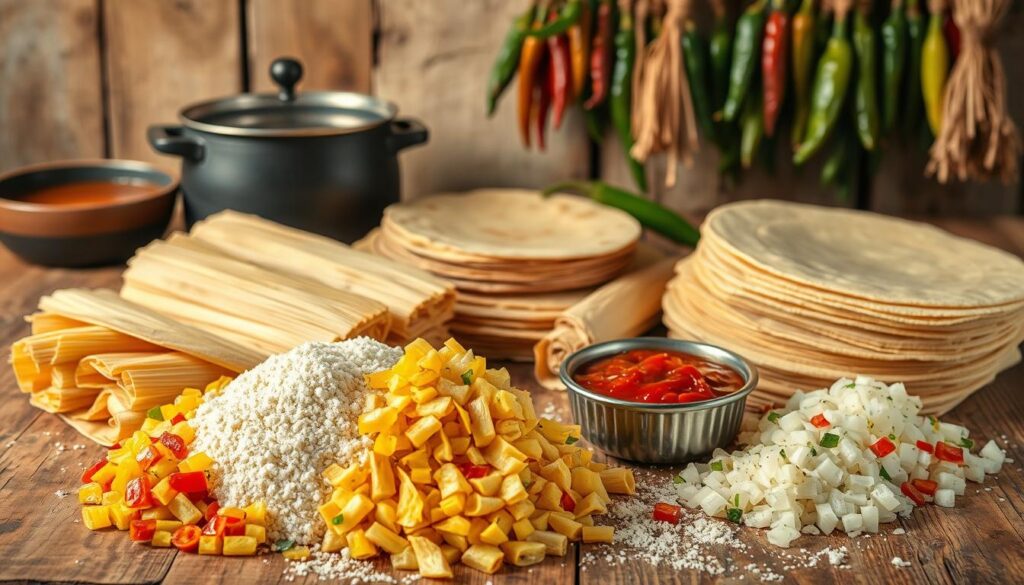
[191, 338, 401, 544]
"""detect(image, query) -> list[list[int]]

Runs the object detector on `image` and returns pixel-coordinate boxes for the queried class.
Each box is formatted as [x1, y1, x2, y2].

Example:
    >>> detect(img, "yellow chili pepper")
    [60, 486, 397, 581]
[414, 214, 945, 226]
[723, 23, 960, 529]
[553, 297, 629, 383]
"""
[920, 6, 948, 137]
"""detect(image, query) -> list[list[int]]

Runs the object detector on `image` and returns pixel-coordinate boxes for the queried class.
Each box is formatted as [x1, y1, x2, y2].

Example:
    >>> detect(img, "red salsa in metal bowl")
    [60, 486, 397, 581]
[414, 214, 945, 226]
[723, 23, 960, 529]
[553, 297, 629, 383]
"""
[572, 348, 745, 404]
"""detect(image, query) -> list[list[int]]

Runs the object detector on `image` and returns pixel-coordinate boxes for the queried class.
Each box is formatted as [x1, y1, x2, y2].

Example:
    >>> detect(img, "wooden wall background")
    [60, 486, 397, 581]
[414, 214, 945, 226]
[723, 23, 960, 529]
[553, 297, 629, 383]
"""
[1, 0, 1021, 216]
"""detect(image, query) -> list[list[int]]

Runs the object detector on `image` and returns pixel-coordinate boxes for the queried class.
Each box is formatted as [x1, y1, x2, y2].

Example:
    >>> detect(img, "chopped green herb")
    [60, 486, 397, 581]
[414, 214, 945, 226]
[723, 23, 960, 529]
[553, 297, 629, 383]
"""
[779, 449, 787, 460]
[767, 412, 781, 424]
[461, 369, 474, 385]
[811, 447, 818, 457]
[710, 460, 724, 472]
[879, 467, 892, 481]
[565, 436, 579, 445]
[888, 433, 897, 441]
[819, 433, 840, 449]
[146, 406, 163, 421]
[844, 382, 855, 388]
[331, 514, 344, 525]
[672, 475, 685, 484]
[726, 507, 743, 523]
[274, 539, 295, 552]
[733, 494, 740, 507]
[959, 437, 974, 449]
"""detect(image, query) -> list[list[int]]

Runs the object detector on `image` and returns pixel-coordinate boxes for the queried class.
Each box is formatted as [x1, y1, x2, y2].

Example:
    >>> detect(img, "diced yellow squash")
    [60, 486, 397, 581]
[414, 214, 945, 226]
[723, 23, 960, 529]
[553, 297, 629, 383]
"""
[177, 452, 212, 474]
[323, 462, 368, 490]
[469, 471, 502, 497]
[364, 522, 407, 554]
[391, 546, 419, 571]
[499, 473, 528, 505]
[548, 514, 583, 541]
[146, 457, 178, 481]
[464, 494, 504, 517]
[513, 517, 536, 540]
[434, 515, 471, 536]
[109, 503, 136, 530]
[582, 525, 614, 543]
[319, 500, 343, 532]
[199, 535, 223, 555]
[405, 415, 442, 448]
[408, 535, 453, 579]
[244, 523, 266, 544]
[101, 490, 122, 506]
[374, 433, 398, 456]
[370, 454, 397, 501]
[224, 536, 259, 556]
[151, 530, 172, 547]
[82, 505, 112, 530]
[168, 493, 202, 525]
[78, 482, 103, 505]
[321, 528, 346, 553]
[575, 492, 608, 518]
[91, 462, 118, 485]
[479, 521, 509, 546]
[155, 519, 182, 532]
[508, 498, 535, 521]
[460, 544, 504, 574]
[242, 501, 266, 526]
[527, 530, 568, 556]
[467, 396, 496, 447]
[396, 469, 425, 529]
[439, 493, 466, 517]
[140, 506, 174, 521]
[218, 506, 245, 519]
[344, 528, 379, 559]
[359, 406, 399, 435]
[502, 540, 547, 567]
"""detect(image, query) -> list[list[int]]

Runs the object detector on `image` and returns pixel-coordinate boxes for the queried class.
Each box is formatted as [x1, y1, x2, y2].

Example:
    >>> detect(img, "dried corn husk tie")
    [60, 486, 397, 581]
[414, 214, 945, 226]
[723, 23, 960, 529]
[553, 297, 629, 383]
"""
[926, 0, 1021, 183]
[629, 0, 699, 187]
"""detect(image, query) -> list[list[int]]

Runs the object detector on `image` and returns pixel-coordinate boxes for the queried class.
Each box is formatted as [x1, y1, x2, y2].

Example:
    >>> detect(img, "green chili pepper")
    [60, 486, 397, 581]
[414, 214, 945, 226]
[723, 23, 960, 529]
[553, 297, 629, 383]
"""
[709, 11, 733, 109]
[903, 0, 925, 134]
[880, 1, 907, 133]
[790, 0, 816, 150]
[740, 93, 764, 169]
[524, 0, 583, 38]
[793, 13, 853, 165]
[820, 139, 848, 187]
[682, 21, 715, 142]
[814, 6, 831, 55]
[486, 6, 535, 117]
[583, 107, 605, 143]
[542, 181, 700, 247]
[852, 11, 879, 151]
[610, 8, 647, 191]
[721, 0, 768, 122]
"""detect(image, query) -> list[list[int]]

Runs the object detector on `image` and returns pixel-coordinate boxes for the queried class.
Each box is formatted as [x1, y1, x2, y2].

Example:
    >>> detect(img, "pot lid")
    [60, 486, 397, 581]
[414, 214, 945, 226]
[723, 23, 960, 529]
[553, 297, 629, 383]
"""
[180, 58, 397, 137]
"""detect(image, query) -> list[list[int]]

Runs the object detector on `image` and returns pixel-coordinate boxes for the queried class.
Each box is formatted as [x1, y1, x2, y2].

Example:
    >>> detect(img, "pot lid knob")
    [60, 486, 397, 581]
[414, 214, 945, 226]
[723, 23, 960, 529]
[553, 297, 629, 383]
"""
[270, 57, 303, 102]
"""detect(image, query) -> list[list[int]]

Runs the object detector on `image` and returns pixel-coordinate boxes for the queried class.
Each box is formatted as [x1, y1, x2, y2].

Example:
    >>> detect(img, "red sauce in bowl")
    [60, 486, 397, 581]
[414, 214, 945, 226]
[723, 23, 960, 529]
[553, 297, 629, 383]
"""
[16, 180, 159, 207]
[573, 349, 745, 404]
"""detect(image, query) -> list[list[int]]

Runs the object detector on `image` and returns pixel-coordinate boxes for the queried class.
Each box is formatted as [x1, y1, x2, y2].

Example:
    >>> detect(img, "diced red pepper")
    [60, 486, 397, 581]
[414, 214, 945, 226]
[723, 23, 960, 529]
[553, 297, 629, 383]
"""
[810, 414, 830, 429]
[916, 441, 935, 454]
[911, 478, 938, 496]
[900, 481, 926, 506]
[560, 491, 576, 513]
[935, 442, 964, 464]
[223, 515, 246, 536]
[202, 516, 227, 537]
[187, 490, 209, 504]
[130, 519, 157, 542]
[171, 525, 202, 552]
[653, 502, 682, 524]
[170, 413, 186, 425]
[81, 459, 107, 484]
[458, 464, 491, 479]
[100, 479, 113, 493]
[205, 500, 221, 522]
[869, 437, 897, 458]
[168, 471, 208, 494]
[125, 476, 154, 509]
[159, 432, 188, 460]
[135, 445, 163, 471]
[109, 441, 122, 450]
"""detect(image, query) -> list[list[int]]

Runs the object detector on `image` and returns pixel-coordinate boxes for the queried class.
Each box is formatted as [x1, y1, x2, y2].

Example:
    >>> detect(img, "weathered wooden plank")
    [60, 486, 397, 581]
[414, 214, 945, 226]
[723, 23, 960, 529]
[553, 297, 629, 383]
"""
[374, 0, 590, 200]
[248, 0, 373, 93]
[0, 0, 105, 173]
[103, 0, 242, 173]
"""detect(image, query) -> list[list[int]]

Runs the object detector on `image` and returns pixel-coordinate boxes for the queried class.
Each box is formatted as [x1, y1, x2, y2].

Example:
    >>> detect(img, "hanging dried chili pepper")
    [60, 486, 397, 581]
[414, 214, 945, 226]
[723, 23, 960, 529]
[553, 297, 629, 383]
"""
[682, 20, 715, 142]
[943, 11, 960, 60]
[525, 0, 584, 38]
[881, 0, 907, 133]
[486, 6, 536, 117]
[611, 0, 647, 191]
[903, 0, 925, 134]
[921, 0, 949, 137]
[762, 0, 791, 137]
[793, 1, 854, 165]
[721, 0, 768, 122]
[518, 11, 548, 148]
[853, 9, 880, 151]
[790, 0, 816, 149]
[709, 1, 733, 110]
[547, 28, 573, 129]
[741, 93, 765, 169]
[534, 55, 553, 150]
[568, 0, 591, 99]
[585, 0, 613, 109]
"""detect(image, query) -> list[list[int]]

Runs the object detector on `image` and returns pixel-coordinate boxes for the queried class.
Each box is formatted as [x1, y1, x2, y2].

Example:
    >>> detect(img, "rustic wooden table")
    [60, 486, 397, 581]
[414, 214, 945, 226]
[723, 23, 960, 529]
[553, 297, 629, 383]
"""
[1, 217, 1023, 584]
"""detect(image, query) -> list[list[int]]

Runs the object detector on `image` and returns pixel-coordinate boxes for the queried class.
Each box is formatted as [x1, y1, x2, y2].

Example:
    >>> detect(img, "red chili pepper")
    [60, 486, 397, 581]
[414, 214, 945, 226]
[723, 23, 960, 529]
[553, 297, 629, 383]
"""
[205, 500, 221, 522]
[560, 491, 576, 512]
[129, 519, 157, 542]
[911, 478, 938, 496]
[547, 31, 572, 130]
[125, 476, 154, 509]
[869, 437, 897, 458]
[810, 414, 830, 429]
[170, 413, 186, 425]
[81, 459, 107, 484]
[519, 13, 548, 148]
[943, 12, 960, 61]
[534, 57, 553, 151]
[762, 3, 791, 137]
[168, 471, 208, 494]
[159, 432, 188, 460]
[458, 464, 491, 479]
[224, 515, 246, 536]
[916, 441, 935, 454]
[653, 502, 682, 524]
[135, 445, 163, 471]
[171, 525, 202, 552]
[900, 481, 926, 506]
[935, 442, 964, 464]
[202, 516, 227, 537]
[584, 0, 612, 109]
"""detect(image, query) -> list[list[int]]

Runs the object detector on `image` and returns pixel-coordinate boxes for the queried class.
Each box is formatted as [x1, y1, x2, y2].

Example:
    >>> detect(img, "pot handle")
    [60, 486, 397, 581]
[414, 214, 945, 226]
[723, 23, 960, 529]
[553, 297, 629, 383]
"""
[147, 125, 205, 161]
[387, 118, 429, 153]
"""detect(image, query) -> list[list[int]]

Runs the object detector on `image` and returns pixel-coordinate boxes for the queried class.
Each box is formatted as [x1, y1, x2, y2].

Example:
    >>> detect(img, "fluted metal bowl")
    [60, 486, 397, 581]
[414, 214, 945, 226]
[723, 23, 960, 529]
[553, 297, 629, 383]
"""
[560, 337, 758, 465]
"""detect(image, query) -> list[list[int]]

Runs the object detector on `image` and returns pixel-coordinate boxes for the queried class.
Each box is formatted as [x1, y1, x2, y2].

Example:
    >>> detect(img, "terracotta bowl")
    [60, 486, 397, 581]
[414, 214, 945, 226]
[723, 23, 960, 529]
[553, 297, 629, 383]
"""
[0, 160, 177, 267]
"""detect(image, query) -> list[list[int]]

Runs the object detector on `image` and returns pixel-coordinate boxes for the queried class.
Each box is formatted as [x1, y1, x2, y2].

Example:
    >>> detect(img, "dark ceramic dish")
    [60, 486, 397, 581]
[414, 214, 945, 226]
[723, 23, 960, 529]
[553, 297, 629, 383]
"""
[0, 160, 177, 267]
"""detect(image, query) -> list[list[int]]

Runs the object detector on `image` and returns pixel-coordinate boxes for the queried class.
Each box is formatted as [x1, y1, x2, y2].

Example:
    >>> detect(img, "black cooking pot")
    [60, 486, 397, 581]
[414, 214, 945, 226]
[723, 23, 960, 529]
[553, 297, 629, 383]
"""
[148, 57, 427, 242]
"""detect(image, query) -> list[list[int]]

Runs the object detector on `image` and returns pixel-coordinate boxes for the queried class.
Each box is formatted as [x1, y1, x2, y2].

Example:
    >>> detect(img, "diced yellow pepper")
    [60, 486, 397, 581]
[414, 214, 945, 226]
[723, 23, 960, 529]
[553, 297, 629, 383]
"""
[281, 545, 310, 560]
[219, 507, 245, 520]
[170, 421, 195, 444]
[322, 528, 346, 553]
[223, 536, 259, 556]
[111, 459, 142, 496]
[347, 528, 381, 559]
[159, 404, 181, 422]
[101, 490, 122, 506]
[199, 535, 223, 555]
[82, 505, 112, 530]
[109, 503, 136, 530]
[178, 452, 213, 473]
[146, 457, 179, 481]
[359, 406, 399, 435]
[168, 493, 202, 525]
[244, 523, 266, 544]
[242, 501, 266, 526]
[479, 521, 509, 546]
[78, 482, 103, 505]
[151, 530, 172, 547]
[91, 462, 118, 485]
[156, 519, 182, 532]
[141, 506, 175, 521]
[151, 477, 178, 506]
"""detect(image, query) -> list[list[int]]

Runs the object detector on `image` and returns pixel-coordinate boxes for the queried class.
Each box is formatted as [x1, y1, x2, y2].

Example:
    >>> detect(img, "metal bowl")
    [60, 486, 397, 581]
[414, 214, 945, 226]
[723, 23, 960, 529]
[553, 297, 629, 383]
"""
[560, 337, 758, 465]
